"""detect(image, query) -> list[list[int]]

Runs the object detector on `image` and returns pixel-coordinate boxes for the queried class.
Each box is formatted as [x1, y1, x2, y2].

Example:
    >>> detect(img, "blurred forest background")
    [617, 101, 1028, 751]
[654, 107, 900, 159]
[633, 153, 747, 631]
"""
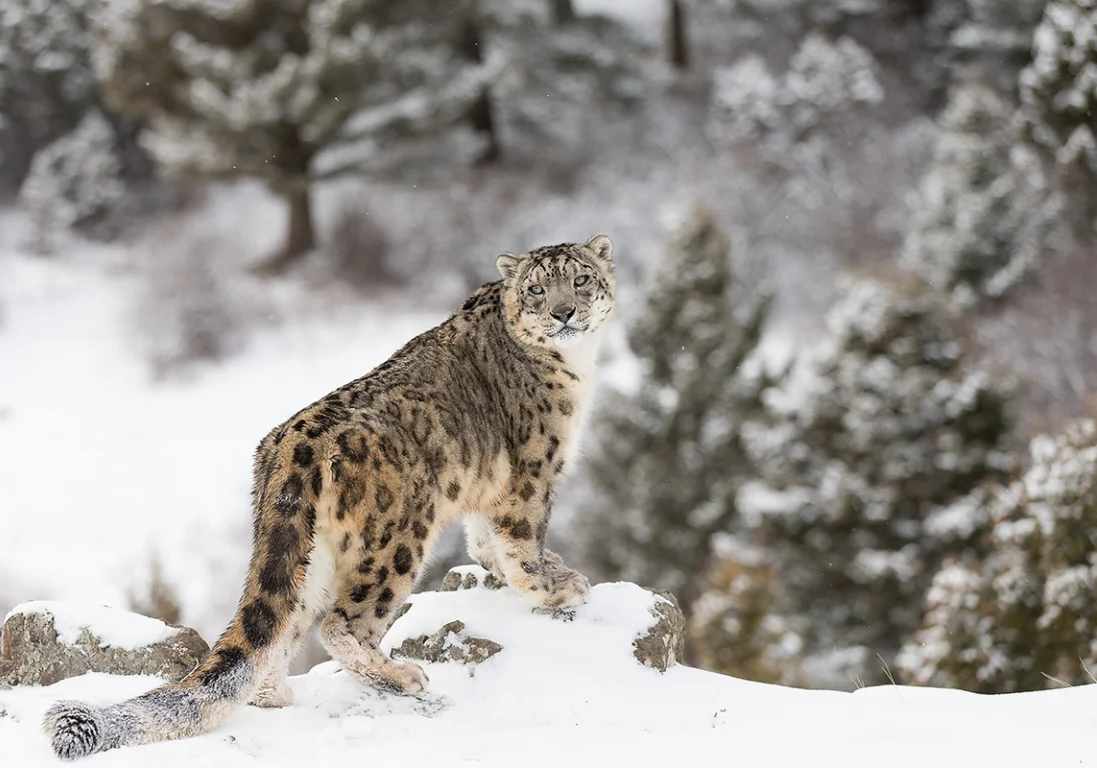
[1, 0, 1097, 694]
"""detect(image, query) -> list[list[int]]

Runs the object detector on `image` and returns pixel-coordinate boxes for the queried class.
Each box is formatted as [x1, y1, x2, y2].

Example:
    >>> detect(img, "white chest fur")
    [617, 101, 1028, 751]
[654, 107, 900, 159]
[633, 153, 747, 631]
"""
[556, 331, 603, 470]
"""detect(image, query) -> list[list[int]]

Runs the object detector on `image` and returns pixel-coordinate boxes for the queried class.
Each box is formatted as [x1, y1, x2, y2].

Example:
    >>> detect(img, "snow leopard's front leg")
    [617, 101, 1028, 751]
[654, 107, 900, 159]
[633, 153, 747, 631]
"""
[485, 483, 590, 609]
[465, 515, 582, 600]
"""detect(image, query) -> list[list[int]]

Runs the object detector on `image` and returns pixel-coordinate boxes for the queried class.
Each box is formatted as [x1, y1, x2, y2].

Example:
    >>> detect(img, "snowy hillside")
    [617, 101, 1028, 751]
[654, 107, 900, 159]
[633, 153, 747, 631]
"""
[1, 579, 1094, 767]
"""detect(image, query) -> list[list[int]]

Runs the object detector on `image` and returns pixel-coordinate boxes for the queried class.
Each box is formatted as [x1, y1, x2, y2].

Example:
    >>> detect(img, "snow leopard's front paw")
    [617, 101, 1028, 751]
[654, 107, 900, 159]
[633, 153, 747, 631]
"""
[539, 562, 591, 609]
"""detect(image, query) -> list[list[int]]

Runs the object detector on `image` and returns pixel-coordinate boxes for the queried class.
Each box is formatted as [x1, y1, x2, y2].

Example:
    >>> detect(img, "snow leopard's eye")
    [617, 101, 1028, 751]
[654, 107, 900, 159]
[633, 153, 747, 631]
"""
[573, 275, 590, 288]
[529, 285, 545, 295]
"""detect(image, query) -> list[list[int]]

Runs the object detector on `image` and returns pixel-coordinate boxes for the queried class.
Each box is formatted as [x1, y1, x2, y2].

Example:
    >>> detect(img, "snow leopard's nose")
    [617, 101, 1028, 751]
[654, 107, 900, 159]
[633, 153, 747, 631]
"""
[550, 304, 576, 324]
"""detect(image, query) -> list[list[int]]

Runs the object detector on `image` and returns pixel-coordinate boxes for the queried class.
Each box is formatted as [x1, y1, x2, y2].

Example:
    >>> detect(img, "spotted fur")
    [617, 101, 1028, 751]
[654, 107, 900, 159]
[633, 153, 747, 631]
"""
[42, 235, 616, 760]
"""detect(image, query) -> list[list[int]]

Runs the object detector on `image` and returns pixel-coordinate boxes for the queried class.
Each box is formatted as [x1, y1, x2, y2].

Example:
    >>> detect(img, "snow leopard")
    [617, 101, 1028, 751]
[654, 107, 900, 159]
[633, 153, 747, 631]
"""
[43, 235, 616, 760]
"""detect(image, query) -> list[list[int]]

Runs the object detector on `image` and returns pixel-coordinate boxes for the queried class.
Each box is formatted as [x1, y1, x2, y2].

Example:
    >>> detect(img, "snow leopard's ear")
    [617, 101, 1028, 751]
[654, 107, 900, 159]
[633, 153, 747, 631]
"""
[585, 235, 613, 265]
[496, 253, 524, 281]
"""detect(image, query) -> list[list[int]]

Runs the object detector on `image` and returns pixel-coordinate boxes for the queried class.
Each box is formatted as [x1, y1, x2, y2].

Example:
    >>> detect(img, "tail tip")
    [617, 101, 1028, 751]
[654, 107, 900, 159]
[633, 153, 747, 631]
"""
[43, 701, 103, 761]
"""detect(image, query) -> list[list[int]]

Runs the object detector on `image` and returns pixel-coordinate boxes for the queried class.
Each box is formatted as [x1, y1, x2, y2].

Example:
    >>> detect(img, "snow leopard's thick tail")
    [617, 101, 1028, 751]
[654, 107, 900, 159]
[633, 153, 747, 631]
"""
[41, 619, 276, 762]
[43, 437, 320, 760]
[43, 574, 312, 761]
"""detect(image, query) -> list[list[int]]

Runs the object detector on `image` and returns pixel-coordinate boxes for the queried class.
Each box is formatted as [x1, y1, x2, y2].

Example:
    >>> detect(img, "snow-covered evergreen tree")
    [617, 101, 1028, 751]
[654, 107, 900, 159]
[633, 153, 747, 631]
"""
[688, 536, 799, 684]
[709, 32, 884, 153]
[901, 80, 1061, 309]
[19, 109, 125, 253]
[899, 419, 1097, 692]
[92, 0, 488, 270]
[926, 0, 1048, 87]
[480, 0, 651, 165]
[1019, 0, 1097, 209]
[782, 31, 885, 139]
[705, 21, 929, 278]
[580, 209, 777, 601]
[0, 0, 101, 186]
[735, 276, 1015, 687]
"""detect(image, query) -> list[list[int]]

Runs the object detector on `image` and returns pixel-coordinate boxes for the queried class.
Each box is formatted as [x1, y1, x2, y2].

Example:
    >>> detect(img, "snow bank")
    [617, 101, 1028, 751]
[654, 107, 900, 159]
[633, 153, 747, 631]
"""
[1, 579, 1095, 767]
[4, 602, 175, 649]
[384, 579, 676, 678]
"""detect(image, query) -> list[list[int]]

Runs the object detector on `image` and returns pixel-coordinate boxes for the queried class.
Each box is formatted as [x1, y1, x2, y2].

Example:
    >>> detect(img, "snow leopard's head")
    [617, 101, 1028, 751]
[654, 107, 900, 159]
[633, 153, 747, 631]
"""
[497, 235, 615, 351]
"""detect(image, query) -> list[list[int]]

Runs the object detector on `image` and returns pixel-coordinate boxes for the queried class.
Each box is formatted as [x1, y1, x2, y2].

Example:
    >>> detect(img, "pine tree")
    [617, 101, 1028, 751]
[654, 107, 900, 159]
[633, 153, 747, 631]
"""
[735, 276, 1014, 687]
[781, 31, 885, 141]
[1019, 0, 1097, 220]
[688, 538, 797, 684]
[0, 0, 101, 187]
[901, 80, 1061, 309]
[19, 108, 125, 253]
[899, 419, 1097, 692]
[709, 32, 884, 153]
[480, 0, 651, 164]
[926, 0, 1048, 87]
[92, 0, 487, 271]
[580, 210, 777, 603]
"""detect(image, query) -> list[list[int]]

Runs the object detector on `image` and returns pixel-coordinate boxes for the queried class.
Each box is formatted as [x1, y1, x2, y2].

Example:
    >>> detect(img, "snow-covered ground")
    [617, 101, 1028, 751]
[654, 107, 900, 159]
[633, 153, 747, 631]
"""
[2, 580, 1095, 767]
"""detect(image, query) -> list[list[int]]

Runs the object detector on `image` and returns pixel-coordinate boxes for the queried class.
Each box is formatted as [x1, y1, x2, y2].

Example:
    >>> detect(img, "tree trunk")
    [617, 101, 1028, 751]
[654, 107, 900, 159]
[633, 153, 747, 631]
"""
[668, 0, 689, 71]
[550, 0, 574, 25]
[462, 18, 501, 164]
[254, 184, 315, 275]
[469, 90, 501, 165]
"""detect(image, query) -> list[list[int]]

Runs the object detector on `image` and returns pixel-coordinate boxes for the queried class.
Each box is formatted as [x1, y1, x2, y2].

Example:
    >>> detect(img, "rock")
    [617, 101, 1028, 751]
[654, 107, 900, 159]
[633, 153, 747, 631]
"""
[632, 588, 686, 673]
[440, 570, 476, 592]
[0, 603, 209, 687]
[440, 566, 505, 593]
[393, 602, 413, 622]
[532, 606, 577, 622]
[391, 619, 504, 666]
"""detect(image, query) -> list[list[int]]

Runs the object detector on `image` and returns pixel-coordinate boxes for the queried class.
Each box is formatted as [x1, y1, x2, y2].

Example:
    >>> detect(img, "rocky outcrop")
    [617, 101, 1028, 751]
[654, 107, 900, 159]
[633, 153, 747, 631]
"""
[440, 567, 505, 592]
[0, 603, 209, 687]
[0, 572, 687, 691]
[393, 567, 686, 674]
[391, 619, 504, 666]
[633, 588, 686, 673]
